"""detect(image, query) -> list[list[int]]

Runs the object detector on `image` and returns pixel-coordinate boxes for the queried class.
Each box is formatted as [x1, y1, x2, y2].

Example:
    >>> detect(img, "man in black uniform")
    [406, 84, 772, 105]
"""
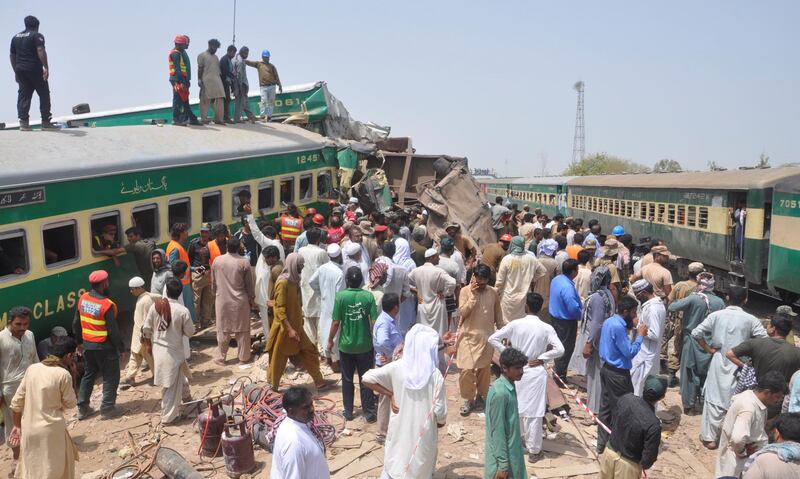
[9, 16, 54, 131]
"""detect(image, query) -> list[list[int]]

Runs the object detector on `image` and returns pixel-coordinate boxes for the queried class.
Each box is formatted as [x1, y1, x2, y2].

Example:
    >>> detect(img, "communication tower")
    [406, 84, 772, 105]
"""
[572, 81, 585, 165]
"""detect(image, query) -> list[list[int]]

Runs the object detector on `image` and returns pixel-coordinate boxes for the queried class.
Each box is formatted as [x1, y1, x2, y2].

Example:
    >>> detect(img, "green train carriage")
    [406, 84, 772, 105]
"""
[508, 176, 573, 217]
[0, 123, 338, 337]
[565, 167, 800, 300]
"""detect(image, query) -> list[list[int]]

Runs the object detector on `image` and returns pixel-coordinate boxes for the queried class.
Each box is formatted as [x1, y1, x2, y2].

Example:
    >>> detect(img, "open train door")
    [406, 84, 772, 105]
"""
[767, 179, 800, 303]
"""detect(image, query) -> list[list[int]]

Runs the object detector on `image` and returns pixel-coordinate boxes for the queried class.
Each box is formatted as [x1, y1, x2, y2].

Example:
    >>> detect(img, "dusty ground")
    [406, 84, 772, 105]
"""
[6, 301, 773, 479]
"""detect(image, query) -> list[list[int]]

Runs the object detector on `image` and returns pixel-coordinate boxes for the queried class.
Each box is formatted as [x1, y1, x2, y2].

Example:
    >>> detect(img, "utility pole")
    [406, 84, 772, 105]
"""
[572, 81, 585, 165]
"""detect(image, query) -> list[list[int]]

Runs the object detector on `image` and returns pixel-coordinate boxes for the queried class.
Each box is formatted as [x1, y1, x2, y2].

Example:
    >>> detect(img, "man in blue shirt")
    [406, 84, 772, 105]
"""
[372, 293, 403, 443]
[549, 259, 583, 380]
[597, 296, 649, 453]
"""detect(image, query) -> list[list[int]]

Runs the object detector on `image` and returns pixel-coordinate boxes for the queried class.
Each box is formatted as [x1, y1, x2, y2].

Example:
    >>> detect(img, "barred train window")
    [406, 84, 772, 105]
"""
[648, 203, 656, 221]
[132, 204, 159, 239]
[687, 206, 697, 227]
[626, 201, 633, 217]
[202, 191, 222, 223]
[699, 207, 709, 229]
[677, 206, 686, 225]
[258, 181, 275, 212]
[657, 204, 666, 223]
[168, 197, 191, 231]
[280, 177, 294, 205]
[667, 205, 676, 224]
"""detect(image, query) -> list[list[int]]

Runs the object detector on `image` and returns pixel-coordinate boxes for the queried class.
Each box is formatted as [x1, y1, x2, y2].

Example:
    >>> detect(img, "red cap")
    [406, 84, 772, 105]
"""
[374, 225, 388, 233]
[500, 234, 512, 242]
[174, 35, 189, 45]
[88, 270, 109, 284]
[307, 208, 318, 216]
[313, 214, 325, 225]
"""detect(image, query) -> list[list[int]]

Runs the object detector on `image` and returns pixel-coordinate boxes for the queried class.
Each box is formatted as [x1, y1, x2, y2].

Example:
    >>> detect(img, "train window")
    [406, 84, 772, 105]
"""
[132, 204, 159, 239]
[613, 200, 620, 215]
[626, 202, 633, 217]
[657, 204, 666, 223]
[548, 194, 555, 205]
[699, 207, 709, 229]
[43, 220, 78, 267]
[299, 174, 313, 202]
[258, 180, 275, 212]
[648, 203, 656, 221]
[687, 206, 697, 227]
[640, 203, 647, 220]
[90, 211, 122, 254]
[677, 205, 686, 225]
[667, 205, 676, 224]
[202, 191, 222, 223]
[0, 229, 28, 278]
[168, 197, 191, 231]
[232, 185, 251, 217]
[280, 177, 294, 205]
[632, 202, 639, 218]
[317, 171, 333, 198]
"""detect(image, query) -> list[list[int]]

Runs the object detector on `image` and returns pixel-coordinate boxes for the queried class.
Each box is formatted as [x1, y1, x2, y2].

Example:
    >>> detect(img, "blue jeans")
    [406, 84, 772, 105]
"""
[78, 348, 120, 412]
[259, 84, 277, 118]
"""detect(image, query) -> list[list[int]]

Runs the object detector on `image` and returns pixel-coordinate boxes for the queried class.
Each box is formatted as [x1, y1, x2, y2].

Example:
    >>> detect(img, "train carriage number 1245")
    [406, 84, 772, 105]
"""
[297, 153, 321, 165]
[779, 199, 800, 209]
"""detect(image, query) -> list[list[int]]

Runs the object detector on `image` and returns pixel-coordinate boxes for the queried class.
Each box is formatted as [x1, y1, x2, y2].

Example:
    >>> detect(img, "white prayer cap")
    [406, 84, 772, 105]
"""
[343, 242, 361, 256]
[128, 276, 145, 288]
[424, 248, 438, 258]
[348, 197, 359, 204]
[327, 243, 342, 258]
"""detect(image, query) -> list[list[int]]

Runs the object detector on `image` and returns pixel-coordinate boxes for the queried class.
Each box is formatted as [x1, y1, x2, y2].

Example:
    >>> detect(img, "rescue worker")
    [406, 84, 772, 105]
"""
[165, 222, 197, 322]
[168, 35, 199, 126]
[73, 270, 127, 420]
[280, 202, 303, 252]
[245, 49, 283, 120]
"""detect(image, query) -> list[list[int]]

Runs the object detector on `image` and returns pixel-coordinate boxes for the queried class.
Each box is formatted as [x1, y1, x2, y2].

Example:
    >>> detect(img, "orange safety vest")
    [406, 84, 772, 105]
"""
[168, 48, 188, 79]
[280, 215, 302, 243]
[166, 240, 191, 285]
[77, 292, 117, 343]
[208, 239, 221, 265]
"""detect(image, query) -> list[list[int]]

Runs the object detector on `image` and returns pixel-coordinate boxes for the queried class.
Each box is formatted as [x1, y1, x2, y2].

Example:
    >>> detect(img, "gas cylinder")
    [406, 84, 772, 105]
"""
[221, 421, 255, 478]
[197, 399, 226, 457]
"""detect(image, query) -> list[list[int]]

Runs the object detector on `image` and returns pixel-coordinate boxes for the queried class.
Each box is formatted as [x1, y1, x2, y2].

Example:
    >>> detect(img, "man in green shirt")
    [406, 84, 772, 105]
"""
[485, 347, 528, 479]
[329, 266, 379, 422]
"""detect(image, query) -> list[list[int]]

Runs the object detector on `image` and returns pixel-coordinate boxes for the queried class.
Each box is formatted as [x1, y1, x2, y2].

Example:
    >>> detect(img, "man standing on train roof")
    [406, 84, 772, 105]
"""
[10, 16, 55, 131]
[245, 49, 282, 120]
[168, 35, 200, 126]
[231, 46, 255, 123]
[73, 270, 128, 420]
[197, 38, 226, 125]
[219, 45, 237, 123]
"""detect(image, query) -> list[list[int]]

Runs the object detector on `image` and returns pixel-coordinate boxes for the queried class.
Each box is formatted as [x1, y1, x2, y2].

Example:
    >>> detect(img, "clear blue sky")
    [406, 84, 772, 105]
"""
[2, 1, 797, 175]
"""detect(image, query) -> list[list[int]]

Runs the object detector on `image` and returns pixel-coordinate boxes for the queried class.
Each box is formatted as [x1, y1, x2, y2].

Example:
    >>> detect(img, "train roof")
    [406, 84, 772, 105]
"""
[478, 177, 518, 184]
[0, 123, 330, 188]
[511, 176, 576, 185]
[566, 167, 800, 190]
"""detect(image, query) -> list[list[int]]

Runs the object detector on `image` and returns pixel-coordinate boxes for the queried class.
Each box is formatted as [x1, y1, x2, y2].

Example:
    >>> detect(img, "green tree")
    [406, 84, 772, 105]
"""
[563, 153, 650, 176]
[652, 159, 683, 173]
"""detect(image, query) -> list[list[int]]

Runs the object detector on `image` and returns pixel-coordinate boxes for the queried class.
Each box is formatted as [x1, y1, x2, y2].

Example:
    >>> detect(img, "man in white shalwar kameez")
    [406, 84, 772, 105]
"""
[488, 292, 564, 460]
[143, 279, 195, 424]
[495, 236, 543, 322]
[121, 276, 157, 388]
[364, 324, 447, 479]
[409, 249, 456, 338]
[391, 238, 418, 335]
[690, 285, 767, 448]
[297, 228, 329, 354]
[310, 244, 345, 367]
[630, 280, 666, 397]
[377, 242, 412, 321]
[270, 386, 330, 479]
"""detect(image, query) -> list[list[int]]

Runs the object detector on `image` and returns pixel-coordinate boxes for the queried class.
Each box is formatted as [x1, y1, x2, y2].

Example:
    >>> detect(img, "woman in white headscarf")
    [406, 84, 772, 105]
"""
[363, 324, 447, 479]
[392, 238, 417, 273]
[391, 238, 418, 334]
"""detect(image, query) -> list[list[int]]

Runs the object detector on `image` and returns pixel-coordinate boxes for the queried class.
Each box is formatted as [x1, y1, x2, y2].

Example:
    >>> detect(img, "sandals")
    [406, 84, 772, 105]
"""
[460, 400, 473, 416]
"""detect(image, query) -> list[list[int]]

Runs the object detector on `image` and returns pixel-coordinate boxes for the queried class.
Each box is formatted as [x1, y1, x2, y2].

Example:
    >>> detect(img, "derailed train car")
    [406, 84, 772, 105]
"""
[480, 167, 800, 302]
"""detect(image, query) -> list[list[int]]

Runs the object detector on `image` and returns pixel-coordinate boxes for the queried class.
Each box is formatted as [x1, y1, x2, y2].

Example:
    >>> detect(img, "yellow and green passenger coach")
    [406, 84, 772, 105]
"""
[0, 123, 337, 336]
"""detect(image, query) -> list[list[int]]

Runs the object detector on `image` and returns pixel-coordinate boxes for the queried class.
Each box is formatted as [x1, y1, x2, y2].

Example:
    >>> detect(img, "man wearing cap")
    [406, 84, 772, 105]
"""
[480, 234, 511, 286]
[245, 49, 282, 120]
[439, 236, 466, 286]
[189, 223, 214, 327]
[668, 271, 725, 414]
[598, 375, 666, 479]
[0, 306, 38, 469]
[661, 262, 704, 387]
[776, 305, 800, 347]
[168, 35, 200, 126]
[583, 222, 603, 258]
[197, 38, 226, 124]
[497, 237, 543, 323]
[279, 203, 304, 252]
[410, 226, 429, 267]
[73, 270, 127, 419]
[630, 244, 672, 300]
[311, 244, 346, 370]
[359, 222, 381, 262]
[596, 238, 623, 300]
[298, 228, 330, 355]
[409, 249, 456, 339]
[630, 280, 666, 397]
[36, 325, 68, 360]
[121, 277, 158, 389]
[445, 223, 478, 268]
[691, 285, 767, 449]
